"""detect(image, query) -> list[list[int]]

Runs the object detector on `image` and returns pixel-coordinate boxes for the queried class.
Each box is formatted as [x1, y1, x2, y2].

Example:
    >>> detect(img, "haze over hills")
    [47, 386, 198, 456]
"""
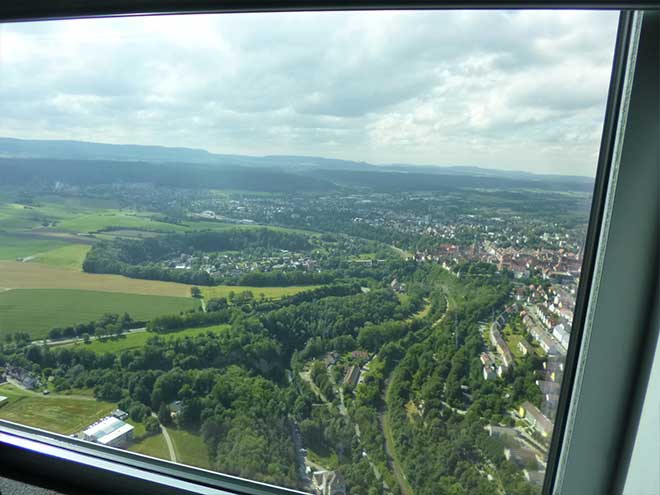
[0, 137, 594, 193]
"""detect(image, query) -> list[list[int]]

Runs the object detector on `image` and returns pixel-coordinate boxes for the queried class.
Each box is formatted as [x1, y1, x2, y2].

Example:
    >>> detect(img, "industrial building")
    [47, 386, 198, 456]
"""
[82, 416, 134, 448]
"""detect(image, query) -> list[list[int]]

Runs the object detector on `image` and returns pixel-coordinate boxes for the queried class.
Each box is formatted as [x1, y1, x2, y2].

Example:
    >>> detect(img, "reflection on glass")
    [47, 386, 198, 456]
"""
[0, 10, 619, 495]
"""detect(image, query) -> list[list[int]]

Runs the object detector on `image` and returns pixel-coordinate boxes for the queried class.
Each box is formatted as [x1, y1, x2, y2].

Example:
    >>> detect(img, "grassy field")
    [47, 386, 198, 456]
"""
[0, 261, 195, 296]
[0, 288, 200, 338]
[168, 428, 211, 469]
[54, 211, 188, 234]
[201, 285, 318, 300]
[0, 384, 114, 435]
[29, 244, 91, 270]
[0, 233, 69, 260]
[66, 324, 231, 354]
[128, 432, 170, 460]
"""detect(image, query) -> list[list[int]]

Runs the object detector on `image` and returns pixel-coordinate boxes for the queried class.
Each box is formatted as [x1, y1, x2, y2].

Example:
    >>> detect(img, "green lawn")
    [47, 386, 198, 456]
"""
[68, 324, 231, 354]
[0, 384, 114, 435]
[168, 427, 211, 469]
[128, 432, 170, 460]
[201, 285, 319, 300]
[0, 289, 200, 338]
[29, 244, 91, 270]
[0, 233, 68, 260]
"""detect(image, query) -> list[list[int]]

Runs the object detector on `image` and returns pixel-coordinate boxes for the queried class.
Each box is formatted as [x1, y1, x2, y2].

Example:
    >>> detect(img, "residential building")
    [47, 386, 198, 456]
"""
[518, 339, 534, 356]
[518, 401, 554, 438]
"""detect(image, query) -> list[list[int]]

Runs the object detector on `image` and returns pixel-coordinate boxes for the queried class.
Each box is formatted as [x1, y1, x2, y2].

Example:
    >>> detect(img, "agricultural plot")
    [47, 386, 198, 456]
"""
[54, 211, 188, 235]
[0, 233, 69, 261]
[201, 285, 318, 300]
[0, 384, 114, 435]
[28, 244, 91, 270]
[0, 288, 200, 338]
[67, 324, 231, 354]
[0, 261, 195, 296]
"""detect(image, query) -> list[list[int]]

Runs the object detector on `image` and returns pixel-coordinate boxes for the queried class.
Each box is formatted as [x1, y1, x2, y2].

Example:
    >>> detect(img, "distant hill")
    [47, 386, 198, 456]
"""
[0, 137, 594, 193]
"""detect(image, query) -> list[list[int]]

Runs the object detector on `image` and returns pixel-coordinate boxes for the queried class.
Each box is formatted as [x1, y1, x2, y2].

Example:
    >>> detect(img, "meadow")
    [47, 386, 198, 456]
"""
[0, 384, 114, 435]
[0, 233, 69, 261]
[29, 244, 91, 270]
[0, 288, 200, 338]
[168, 428, 211, 469]
[66, 324, 231, 354]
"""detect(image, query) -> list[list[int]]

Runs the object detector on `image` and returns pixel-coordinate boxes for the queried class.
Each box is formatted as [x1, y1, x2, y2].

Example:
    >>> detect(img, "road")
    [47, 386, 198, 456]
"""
[152, 412, 177, 463]
[6, 378, 96, 401]
[44, 327, 147, 347]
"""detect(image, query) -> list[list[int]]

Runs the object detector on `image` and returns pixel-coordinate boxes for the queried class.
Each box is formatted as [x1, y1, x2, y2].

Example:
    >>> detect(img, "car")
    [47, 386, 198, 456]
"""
[42, 390, 49, 395]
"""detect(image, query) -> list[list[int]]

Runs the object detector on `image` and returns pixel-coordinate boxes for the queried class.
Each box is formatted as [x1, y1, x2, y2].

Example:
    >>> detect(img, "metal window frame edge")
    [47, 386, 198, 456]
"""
[546, 9, 641, 495]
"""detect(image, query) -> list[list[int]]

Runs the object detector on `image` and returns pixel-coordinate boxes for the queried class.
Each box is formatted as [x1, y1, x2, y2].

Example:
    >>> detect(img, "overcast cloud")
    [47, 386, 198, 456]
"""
[0, 10, 619, 175]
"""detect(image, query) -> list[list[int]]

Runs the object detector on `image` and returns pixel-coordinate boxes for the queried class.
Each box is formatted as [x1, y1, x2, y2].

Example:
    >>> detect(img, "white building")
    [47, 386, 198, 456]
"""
[82, 416, 134, 448]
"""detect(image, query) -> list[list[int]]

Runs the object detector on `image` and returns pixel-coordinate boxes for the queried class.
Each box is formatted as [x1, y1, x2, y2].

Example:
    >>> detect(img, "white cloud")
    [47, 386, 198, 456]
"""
[0, 10, 619, 175]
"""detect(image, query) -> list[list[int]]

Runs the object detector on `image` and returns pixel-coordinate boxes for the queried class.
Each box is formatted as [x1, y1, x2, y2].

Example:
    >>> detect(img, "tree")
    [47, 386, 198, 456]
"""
[145, 416, 160, 435]
[191, 287, 202, 298]
[158, 404, 172, 425]
[82, 333, 91, 344]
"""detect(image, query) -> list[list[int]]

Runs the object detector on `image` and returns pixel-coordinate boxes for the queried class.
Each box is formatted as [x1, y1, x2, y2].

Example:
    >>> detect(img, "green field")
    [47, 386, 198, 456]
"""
[67, 324, 231, 354]
[128, 432, 170, 460]
[0, 289, 200, 338]
[168, 428, 211, 469]
[0, 384, 114, 435]
[201, 285, 318, 300]
[29, 244, 91, 270]
[0, 233, 69, 260]
[0, 261, 196, 297]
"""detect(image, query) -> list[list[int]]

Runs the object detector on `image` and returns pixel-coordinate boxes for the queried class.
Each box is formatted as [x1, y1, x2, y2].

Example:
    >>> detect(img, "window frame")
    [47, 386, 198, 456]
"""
[0, 3, 657, 495]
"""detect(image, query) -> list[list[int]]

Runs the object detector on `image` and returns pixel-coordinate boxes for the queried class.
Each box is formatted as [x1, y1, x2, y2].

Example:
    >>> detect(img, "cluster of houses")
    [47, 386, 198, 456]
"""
[165, 249, 321, 277]
[6, 365, 41, 390]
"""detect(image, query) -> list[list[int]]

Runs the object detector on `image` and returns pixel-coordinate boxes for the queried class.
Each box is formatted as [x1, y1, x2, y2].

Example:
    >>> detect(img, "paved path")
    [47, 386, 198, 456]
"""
[152, 413, 177, 463]
[5, 379, 95, 401]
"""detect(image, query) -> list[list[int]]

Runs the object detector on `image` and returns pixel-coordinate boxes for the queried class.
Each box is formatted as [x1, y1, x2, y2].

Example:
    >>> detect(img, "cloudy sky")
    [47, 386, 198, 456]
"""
[0, 10, 619, 175]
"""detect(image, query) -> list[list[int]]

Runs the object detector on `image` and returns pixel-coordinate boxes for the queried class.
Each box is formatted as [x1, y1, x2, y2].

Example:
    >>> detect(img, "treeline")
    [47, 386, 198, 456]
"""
[237, 269, 334, 287]
[47, 313, 138, 341]
[147, 308, 234, 333]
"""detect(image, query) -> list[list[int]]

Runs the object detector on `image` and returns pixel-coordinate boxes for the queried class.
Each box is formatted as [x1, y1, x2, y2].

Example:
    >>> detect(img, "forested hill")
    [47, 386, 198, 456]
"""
[0, 137, 593, 193]
[0, 158, 334, 193]
[0, 156, 592, 194]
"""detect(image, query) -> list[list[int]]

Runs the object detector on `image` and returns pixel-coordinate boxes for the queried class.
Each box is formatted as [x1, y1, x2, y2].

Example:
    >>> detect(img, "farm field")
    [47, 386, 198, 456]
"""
[0, 384, 114, 435]
[28, 244, 91, 270]
[0, 261, 195, 296]
[0, 233, 69, 260]
[201, 285, 318, 300]
[66, 324, 231, 354]
[168, 428, 211, 469]
[0, 288, 200, 338]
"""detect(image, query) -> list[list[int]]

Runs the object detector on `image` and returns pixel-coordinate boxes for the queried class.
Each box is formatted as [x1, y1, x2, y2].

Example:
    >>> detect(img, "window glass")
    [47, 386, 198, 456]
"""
[0, 10, 618, 495]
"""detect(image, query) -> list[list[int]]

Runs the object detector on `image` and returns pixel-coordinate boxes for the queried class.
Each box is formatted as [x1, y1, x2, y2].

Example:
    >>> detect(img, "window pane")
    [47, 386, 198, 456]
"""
[0, 10, 618, 495]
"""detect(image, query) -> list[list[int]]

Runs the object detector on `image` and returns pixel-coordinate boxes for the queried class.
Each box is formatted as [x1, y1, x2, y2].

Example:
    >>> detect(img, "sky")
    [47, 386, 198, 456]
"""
[0, 10, 619, 175]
